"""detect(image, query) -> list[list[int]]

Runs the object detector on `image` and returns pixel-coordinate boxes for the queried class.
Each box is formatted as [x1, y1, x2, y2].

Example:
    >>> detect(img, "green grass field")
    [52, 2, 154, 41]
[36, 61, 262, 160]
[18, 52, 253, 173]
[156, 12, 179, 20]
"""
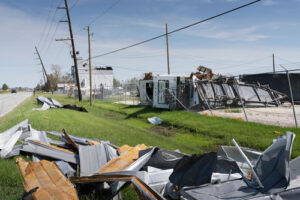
[0, 94, 299, 199]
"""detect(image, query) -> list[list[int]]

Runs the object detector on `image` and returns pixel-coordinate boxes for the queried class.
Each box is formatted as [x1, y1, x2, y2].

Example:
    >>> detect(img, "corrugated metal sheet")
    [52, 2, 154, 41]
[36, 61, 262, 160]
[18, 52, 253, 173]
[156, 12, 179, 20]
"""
[0, 119, 29, 158]
[17, 157, 78, 200]
[79, 143, 115, 177]
[56, 161, 76, 178]
[21, 140, 79, 164]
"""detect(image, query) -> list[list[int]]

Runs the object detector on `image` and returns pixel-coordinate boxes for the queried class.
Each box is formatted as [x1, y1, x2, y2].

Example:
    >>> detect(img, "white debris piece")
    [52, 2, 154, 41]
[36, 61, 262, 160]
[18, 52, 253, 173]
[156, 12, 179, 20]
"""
[148, 117, 163, 125]
[32, 103, 50, 111]
[0, 130, 22, 158]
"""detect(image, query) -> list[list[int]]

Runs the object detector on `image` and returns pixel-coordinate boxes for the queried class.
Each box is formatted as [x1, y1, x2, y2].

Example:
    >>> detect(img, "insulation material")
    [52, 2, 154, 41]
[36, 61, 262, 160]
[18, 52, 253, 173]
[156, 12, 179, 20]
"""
[16, 158, 78, 200]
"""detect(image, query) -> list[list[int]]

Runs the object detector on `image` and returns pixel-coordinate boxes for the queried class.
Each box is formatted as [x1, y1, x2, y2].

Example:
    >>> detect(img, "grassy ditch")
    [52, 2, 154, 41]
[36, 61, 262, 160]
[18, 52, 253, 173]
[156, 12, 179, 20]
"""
[0, 94, 299, 199]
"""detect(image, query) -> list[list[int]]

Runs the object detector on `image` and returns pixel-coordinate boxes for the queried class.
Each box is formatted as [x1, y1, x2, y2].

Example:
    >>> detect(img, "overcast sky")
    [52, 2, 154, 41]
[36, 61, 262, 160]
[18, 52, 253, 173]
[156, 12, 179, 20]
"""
[1, 0, 300, 88]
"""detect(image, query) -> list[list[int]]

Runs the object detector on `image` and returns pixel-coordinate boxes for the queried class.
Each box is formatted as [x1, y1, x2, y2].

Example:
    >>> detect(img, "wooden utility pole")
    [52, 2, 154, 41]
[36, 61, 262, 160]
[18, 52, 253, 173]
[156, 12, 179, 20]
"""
[88, 26, 92, 106]
[35, 46, 53, 93]
[272, 54, 276, 73]
[58, 0, 82, 101]
[165, 24, 170, 75]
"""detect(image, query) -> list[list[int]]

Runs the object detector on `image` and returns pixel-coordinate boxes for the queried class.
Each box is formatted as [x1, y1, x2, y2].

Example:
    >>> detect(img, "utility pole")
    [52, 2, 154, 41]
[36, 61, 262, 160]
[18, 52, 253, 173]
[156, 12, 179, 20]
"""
[165, 24, 170, 75]
[272, 54, 275, 73]
[35, 46, 53, 93]
[88, 26, 92, 106]
[57, 0, 82, 101]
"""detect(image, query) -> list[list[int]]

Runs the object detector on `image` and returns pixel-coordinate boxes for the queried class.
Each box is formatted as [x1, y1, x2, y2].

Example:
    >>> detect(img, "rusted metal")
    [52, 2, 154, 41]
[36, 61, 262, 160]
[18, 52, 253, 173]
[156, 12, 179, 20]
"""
[16, 157, 78, 200]
[98, 144, 148, 173]
[87, 140, 100, 145]
[62, 129, 78, 151]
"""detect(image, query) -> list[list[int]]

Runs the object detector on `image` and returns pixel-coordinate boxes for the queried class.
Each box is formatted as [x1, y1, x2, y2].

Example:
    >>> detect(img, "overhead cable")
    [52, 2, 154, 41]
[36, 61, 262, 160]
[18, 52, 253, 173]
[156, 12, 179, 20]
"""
[90, 0, 261, 60]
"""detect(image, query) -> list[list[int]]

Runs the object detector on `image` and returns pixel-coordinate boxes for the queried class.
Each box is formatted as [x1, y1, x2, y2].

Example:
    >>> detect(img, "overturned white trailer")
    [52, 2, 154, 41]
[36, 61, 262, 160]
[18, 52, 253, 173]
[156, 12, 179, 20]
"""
[139, 70, 286, 110]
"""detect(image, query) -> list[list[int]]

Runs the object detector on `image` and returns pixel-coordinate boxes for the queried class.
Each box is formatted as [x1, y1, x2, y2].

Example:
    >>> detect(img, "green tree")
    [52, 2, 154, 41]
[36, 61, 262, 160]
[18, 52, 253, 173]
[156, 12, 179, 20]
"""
[2, 83, 8, 90]
[113, 78, 121, 88]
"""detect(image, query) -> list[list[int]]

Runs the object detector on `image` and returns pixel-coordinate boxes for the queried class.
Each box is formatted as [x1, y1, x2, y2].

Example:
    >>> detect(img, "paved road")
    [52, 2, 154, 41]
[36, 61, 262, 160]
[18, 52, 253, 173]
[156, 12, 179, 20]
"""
[0, 92, 32, 118]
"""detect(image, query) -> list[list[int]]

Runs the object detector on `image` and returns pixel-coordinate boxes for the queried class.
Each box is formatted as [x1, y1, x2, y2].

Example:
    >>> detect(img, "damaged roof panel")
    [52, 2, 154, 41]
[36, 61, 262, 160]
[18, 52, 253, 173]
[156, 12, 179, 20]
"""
[79, 143, 117, 176]
[21, 140, 79, 164]
[17, 157, 78, 200]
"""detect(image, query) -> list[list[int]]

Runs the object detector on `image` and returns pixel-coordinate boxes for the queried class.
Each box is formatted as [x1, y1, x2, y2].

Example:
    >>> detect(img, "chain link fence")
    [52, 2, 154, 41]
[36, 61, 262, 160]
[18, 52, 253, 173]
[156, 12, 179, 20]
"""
[56, 84, 140, 105]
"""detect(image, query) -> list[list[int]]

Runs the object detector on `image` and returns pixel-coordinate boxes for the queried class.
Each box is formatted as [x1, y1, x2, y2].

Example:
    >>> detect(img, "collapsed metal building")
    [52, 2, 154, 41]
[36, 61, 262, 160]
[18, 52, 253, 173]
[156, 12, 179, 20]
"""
[139, 67, 286, 110]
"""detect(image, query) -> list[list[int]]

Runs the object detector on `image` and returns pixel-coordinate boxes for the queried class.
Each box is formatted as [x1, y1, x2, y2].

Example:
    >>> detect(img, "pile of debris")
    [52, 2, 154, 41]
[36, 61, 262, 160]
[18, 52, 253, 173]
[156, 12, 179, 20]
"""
[1, 120, 300, 199]
[33, 96, 88, 112]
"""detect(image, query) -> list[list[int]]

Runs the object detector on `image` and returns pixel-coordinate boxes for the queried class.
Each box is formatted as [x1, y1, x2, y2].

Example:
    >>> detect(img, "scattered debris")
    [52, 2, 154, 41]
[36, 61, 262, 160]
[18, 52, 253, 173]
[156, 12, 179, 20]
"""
[148, 117, 163, 125]
[0, 119, 29, 158]
[1, 120, 299, 200]
[16, 158, 79, 200]
[33, 96, 88, 112]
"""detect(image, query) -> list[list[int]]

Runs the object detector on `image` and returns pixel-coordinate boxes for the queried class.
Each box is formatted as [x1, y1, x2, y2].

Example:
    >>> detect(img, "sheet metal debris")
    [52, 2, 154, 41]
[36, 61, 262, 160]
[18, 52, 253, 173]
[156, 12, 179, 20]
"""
[62, 129, 79, 151]
[34, 96, 88, 112]
[148, 117, 163, 125]
[79, 143, 117, 176]
[21, 140, 79, 164]
[17, 157, 78, 200]
[1, 119, 299, 200]
[0, 119, 29, 158]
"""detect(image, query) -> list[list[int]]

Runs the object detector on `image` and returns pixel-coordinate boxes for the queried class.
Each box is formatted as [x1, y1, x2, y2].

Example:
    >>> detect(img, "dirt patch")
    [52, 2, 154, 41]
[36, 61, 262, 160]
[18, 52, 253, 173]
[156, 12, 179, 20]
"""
[104, 114, 123, 119]
[149, 126, 177, 137]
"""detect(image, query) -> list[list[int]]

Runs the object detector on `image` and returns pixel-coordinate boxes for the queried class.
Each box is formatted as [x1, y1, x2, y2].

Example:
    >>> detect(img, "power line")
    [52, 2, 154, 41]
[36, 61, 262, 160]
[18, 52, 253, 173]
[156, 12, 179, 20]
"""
[37, 0, 55, 47]
[75, 0, 121, 35]
[88, 0, 261, 60]
[41, 0, 80, 57]
[87, 0, 120, 26]
[212, 55, 271, 70]
[39, 0, 63, 53]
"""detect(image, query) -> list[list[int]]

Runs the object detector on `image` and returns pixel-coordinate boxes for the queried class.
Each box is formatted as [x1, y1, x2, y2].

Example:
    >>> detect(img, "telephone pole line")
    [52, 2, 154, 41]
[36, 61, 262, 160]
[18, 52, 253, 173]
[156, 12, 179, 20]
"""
[88, 26, 92, 106]
[35, 46, 53, 93]
[165, 24, 170, 75]
[57, 0, 82, 101]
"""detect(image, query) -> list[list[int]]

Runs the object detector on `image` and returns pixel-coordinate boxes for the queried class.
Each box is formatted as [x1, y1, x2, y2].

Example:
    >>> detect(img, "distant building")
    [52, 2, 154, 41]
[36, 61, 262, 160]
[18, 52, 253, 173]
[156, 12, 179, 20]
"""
[72, 65, 113, 90]
[57, 83, 75, 93]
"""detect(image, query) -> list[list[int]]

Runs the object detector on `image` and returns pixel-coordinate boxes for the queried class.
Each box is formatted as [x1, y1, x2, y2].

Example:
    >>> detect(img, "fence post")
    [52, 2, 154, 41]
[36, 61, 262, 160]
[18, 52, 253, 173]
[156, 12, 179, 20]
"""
[286, 71, 298, 127]
[234, 79, 248, 122]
